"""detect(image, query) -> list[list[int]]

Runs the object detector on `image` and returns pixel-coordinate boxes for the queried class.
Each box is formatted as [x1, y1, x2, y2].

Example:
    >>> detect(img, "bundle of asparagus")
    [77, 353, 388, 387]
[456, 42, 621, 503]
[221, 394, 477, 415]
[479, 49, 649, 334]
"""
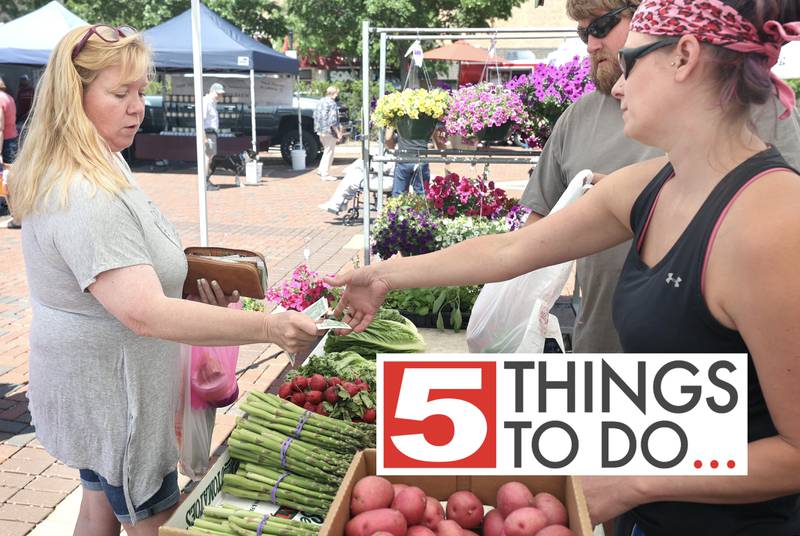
[239, 392, 375, 452]
[189, 504, 319, 536]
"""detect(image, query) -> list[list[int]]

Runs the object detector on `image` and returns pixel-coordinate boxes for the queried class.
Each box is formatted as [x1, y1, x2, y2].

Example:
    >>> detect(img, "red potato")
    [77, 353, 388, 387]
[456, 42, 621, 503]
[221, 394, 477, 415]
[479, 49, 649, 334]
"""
[496, 482, 535, 518]
[503, 507, 548, 536]
[482, 509, 505, 536]
[350, 476, 395, 515]
[535, 526, 577, 536]
[407, 526, 437, 536]
[392, 483, 409, 497]
[532, 492, 568, 527]
[435, 520, 464, 536]
[345, 508, 407, 536]
[391, 486, 427, 525]
[445, 490, 483, 529]
[421, 496, 445, 530]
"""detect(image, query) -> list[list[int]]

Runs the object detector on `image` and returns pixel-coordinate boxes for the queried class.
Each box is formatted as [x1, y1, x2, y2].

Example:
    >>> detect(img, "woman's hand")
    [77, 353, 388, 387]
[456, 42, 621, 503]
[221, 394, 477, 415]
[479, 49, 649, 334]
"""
[188, 278, 240, 307]
[324, 267, 391, 332]
[580, 476, 644, 525]
[268, 311, 321, 355]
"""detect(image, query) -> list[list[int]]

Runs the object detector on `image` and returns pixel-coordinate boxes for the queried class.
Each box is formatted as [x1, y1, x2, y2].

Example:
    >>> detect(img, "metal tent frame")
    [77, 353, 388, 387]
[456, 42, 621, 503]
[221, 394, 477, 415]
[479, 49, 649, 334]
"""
[358, 23, 578, 263]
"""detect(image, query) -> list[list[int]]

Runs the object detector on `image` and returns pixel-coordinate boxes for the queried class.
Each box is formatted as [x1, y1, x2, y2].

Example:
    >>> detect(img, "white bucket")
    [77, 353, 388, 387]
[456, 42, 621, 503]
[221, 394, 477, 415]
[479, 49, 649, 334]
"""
[245, 161, 262, 185]
[290, 148, 306, 171]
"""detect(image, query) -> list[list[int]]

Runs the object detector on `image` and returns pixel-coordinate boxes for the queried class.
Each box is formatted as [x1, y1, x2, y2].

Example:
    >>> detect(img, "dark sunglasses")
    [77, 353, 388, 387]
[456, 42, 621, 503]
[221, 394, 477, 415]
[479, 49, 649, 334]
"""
[72, 24, 137, 61]
[576, 5, 631, 44]
[618, 37, 680, 78]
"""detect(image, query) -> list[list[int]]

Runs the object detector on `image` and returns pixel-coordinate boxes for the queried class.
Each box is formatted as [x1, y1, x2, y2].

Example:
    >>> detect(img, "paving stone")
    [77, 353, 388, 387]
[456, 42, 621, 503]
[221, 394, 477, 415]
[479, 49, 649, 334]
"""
[40, 464, 78, 480]
[0, 405, 28, 421]
[0, 444, 21, 462]
[0, 486, 18, 502]
[0, 519, 33, 536]
[24, 477, 78, 495]
[4, 429, 36, 448]
[7, 488, 68, 508]
[0, 473, 34, 488]
[0, 503, 52, 523]
[9, 448, 53, 464]
[0, 457, 52, 475]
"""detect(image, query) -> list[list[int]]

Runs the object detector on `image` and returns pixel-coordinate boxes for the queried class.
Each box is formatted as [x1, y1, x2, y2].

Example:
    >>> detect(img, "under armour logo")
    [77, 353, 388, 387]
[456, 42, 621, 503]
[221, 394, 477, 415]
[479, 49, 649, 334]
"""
[665, 273, 682, 288]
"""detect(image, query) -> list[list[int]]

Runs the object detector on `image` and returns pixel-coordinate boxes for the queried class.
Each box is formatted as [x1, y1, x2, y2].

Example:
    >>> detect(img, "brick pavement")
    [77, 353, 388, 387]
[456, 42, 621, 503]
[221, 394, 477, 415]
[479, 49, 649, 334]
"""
[0, 148, 539, 534]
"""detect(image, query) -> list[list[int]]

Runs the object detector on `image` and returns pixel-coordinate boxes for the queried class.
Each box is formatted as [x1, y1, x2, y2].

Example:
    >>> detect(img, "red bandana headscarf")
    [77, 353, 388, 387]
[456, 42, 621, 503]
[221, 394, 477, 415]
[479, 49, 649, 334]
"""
[630, 0, 800, 119]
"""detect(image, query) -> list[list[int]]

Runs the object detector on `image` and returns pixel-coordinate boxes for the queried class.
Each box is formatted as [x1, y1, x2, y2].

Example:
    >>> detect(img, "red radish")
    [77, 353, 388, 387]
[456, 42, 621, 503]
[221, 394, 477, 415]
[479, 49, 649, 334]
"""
[362, 408, 376, 424]
[306, 390, 323, 405]
[354, 378, 365, 385]
[324, 385, 340, 404]
[315, 403, 328, 416]
[277, 382, 292, 399]
[291, 376, 308, 392]
[290, 392, 306, 406]
[328, 376, 343, 386]
[343, 382, 360, 397]
[309, 373, 328, 391]
[357, 383, 370, 392]
[303, 401, 315, 412]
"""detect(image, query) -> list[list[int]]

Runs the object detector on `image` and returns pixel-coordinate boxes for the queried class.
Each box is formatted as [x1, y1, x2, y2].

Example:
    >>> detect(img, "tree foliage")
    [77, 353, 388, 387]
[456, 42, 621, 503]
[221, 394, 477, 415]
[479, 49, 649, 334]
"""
[286, 0, 528, 67]
[4, 0, 287, 44]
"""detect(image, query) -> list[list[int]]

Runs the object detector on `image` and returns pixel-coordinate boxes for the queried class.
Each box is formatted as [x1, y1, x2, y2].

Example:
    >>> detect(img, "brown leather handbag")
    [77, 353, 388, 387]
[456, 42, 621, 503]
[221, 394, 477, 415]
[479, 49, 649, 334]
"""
[183, 247, 267, 299]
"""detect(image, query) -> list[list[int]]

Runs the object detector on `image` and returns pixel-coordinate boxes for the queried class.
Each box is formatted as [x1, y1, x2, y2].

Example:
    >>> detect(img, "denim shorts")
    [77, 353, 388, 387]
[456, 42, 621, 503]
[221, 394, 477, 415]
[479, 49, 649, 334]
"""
[79, 469, 179, 524]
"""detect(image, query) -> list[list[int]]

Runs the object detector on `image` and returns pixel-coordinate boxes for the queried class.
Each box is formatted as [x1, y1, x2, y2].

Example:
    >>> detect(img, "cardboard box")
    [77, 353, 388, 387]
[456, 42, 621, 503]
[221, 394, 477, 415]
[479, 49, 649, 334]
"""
[320, 449, 593, 536]
[159, 449, 323, 535]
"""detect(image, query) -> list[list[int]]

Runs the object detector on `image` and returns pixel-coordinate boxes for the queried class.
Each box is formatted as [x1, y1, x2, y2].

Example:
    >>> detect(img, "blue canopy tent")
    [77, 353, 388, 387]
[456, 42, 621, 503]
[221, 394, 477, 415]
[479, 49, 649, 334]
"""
[141, 4, 298, 74]
[0, 1, 87, 65]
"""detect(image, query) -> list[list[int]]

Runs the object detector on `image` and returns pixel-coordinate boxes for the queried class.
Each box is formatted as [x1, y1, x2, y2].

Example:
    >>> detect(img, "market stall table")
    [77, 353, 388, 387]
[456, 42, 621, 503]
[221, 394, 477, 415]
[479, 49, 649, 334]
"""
[133, 133, 271, 161]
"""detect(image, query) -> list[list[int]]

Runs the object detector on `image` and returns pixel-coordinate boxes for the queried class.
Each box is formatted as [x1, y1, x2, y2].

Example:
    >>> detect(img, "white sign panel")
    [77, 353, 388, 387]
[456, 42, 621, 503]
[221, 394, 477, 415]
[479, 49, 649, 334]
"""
[378, 353, 748, 476]
[172, 75, 293, 106]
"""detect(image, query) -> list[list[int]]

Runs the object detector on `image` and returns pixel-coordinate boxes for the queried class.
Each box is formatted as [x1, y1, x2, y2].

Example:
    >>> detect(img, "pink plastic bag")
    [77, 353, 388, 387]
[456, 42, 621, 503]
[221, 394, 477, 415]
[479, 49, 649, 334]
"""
[189, 344, 240, 409]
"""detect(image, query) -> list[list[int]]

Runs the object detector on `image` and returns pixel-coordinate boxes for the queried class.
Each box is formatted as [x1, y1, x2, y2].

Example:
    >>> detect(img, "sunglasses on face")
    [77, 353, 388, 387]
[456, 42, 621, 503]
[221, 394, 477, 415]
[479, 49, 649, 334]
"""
[72, 24, 138, 61]
[576, 5, 631, 44]
[618, 37, 680, 78]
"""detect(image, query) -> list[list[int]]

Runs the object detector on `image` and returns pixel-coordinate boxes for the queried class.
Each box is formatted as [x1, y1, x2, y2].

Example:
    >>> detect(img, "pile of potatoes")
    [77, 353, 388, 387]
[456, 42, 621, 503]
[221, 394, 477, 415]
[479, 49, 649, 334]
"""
[344, 477, 576, 536]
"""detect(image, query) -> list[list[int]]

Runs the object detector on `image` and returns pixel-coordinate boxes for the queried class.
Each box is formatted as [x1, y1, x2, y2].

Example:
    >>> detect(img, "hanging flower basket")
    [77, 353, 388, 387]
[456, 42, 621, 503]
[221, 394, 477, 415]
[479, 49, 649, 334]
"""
[443, 83, 526, 138]
[477, 121, 512, 142]
[396, 113, 437, 140]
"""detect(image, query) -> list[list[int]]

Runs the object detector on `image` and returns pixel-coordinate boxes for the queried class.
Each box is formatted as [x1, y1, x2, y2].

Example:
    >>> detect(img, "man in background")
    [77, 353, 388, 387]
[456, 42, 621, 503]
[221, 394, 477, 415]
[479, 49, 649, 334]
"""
[313, 86, 342, 181]
[202, 82, 225, 191]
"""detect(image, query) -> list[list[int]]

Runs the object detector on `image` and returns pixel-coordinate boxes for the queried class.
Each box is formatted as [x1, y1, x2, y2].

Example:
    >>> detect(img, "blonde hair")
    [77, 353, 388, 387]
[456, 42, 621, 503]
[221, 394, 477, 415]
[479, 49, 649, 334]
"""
[326, 86, 339, 97]
[10, 25, 153, 218]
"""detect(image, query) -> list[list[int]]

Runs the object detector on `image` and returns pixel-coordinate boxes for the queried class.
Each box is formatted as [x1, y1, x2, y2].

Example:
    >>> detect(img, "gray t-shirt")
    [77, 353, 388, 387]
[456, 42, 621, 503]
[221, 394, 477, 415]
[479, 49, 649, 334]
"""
[521, 91, 800, 353]
[22, 156, 187, 517]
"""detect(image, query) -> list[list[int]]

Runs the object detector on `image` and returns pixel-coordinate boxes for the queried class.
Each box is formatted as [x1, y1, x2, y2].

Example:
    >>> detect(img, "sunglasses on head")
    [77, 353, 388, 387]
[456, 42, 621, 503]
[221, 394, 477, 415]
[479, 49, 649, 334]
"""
[618, 37, 680, 78]
[72, 24, 137, 61]
[576, 5, 631, 44]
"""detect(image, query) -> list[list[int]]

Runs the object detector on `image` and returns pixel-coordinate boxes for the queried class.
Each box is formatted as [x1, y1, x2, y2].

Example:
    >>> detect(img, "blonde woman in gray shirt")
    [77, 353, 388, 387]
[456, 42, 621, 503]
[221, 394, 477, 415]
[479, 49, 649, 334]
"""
[10, 25, 320, 536]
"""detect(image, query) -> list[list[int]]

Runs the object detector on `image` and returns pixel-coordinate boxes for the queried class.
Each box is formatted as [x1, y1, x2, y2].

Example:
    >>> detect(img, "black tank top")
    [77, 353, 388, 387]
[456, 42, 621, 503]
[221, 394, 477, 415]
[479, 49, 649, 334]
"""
[612, 147, 800, 536]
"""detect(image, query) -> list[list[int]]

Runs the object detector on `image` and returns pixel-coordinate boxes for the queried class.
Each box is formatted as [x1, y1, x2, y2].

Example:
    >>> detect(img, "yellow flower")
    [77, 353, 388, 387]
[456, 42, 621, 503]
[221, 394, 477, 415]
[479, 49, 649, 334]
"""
[374, 88, 452, 127]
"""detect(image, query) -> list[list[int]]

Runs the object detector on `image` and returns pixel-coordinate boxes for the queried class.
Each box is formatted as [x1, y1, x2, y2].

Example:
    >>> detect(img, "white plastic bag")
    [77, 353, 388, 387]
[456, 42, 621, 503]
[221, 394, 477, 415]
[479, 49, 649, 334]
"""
[466, 170, 593, 354]
[175, 343, 216, 480]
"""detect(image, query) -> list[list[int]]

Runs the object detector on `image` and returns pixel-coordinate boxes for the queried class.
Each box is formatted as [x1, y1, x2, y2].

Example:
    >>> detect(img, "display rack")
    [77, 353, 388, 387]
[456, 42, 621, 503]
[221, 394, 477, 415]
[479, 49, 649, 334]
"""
[359, 23, 577, 264]
[161, 95, 249, 136]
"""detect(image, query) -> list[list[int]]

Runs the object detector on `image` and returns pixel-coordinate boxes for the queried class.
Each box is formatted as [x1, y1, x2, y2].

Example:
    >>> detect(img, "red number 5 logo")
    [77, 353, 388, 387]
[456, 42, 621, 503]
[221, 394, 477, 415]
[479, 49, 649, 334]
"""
[382, 361, 496, 469]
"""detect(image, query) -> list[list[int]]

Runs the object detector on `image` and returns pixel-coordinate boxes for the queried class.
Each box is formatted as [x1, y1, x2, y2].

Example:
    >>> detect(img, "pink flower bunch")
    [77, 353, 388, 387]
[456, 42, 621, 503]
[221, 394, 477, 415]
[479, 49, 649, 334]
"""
[443, 83, 527, 138]
[426, 172, 508, 219]
[266, 264, 331, 312]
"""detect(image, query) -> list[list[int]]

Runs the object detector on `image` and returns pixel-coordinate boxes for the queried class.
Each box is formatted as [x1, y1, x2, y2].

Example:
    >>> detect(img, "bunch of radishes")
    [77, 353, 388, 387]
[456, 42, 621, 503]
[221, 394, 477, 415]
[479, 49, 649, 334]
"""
[345, 477, 576, 536]
[277, 373, 376, 423]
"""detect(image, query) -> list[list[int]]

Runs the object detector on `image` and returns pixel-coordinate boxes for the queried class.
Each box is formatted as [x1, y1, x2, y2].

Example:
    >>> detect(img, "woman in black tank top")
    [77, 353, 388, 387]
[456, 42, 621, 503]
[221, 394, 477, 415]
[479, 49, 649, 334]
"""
[326, 2, 800, 535]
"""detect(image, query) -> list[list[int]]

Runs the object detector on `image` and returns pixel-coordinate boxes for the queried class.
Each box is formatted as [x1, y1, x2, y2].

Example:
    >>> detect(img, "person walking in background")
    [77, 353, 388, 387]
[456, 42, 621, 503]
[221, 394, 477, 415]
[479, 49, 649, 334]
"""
[10, 25, 319, 535]
[16, 74, 35, 127]
[202, 82, 225, 191]
[0, 77, 19, 164]
[314, 86, 342, 180]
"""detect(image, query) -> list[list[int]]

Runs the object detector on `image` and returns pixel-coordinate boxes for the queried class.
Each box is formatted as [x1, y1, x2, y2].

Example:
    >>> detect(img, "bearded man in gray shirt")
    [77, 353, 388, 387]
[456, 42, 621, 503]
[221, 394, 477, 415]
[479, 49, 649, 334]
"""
[521, 0, 800, 353]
